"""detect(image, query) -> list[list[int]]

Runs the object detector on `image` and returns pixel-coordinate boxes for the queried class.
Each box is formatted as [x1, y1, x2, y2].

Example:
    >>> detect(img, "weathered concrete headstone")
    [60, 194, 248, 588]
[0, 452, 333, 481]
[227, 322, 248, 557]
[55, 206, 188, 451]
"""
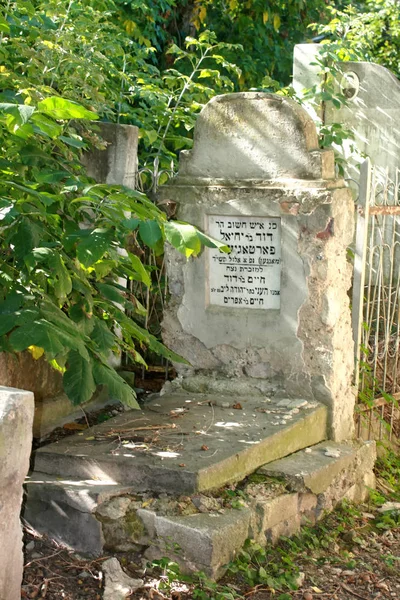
[24, 94, 374, 580]
[0, 386, 34, 600]
[159, 92, 355, 441]
[293, 44, 400, 182]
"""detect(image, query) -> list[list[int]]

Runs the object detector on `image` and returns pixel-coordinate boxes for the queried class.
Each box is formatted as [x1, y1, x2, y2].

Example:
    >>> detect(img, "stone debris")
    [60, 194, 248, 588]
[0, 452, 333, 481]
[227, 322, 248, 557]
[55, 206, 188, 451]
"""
[304, 448, 313, 454]
[221, 402, 230, 408]
[191, 494, 223, 513]
[276, 399, 292, 407]
[96, 497, 132, 520]
[324, 448, 341, 458]
[377, 502, 400, 513]
[25, 541, 35, 552]
[288, 400, 308, 409]
[102, 558, 143, 600]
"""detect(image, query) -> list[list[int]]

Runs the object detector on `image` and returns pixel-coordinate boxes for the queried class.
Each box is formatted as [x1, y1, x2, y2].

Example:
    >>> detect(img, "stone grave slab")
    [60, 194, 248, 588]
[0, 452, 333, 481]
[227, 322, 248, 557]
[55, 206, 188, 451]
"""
[33, 393, 328, 494]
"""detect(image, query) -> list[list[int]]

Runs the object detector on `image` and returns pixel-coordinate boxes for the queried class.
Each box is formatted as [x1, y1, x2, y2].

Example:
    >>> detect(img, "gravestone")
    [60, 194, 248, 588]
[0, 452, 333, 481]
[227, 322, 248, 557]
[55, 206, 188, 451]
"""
[25, 94, 375, 577]
[293, 44, 400, 182]
[159, 92, 355, 441]
[0, 386, 34, 600]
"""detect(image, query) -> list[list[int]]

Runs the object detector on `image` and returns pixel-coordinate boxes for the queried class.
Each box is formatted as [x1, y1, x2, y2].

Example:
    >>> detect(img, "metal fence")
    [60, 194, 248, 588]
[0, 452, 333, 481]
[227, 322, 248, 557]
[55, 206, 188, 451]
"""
[352, 158, 400, 443]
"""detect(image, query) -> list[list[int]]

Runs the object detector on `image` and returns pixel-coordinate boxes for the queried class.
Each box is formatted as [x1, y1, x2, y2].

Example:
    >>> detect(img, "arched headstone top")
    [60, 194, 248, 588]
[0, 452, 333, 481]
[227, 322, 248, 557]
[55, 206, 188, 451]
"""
[178, 92, 330, 181]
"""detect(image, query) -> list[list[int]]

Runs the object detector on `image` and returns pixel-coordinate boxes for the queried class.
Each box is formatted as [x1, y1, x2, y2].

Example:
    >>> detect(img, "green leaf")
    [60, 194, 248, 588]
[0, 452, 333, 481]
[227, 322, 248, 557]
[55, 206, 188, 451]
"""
[0, 314, 18, 336]
[96, 282, 124, 304]
[59, 135, 86, 148]
[9, 321, 65, 356]
[139, 220, 163, 249]
[63, 350, 96, 405]
[31, 113, 63, 139]
[92, 319, 115, 355]
[0, 103, 35, 125]
[196, 229, 230, 253]
[49, 253, 73, 300]
[145, 129, 158, 144]
[37, 97, 99, 121]
[164, 221, 201, 257]
[128, 253, 151, 287]
[76, 228, 114, 268]
[0, 16, 10, 33]
[93, 361, 139, 409]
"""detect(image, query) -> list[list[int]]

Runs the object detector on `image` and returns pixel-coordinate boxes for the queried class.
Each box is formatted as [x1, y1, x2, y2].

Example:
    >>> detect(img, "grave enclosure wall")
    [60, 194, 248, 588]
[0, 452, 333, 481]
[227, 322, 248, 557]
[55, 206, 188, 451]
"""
[159, 92, 355, 441]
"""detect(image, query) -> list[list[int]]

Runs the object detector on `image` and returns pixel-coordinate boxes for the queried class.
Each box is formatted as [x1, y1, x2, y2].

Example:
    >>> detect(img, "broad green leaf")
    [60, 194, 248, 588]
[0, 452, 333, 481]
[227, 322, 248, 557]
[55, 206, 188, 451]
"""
[128, 253, 151, 287]
[0, 103, 35, 125]
[0, 314, 18, 336]
[121, 217, 140, 230]
[93, 362, 139, 409]
[0, 292, 24, 315]
[196, 230, 230, 253]
[139, 220, 162, 249]
[63, 350, 96, 405]
[9, 321, 65, 356]
[94, 259, 117, 279]
[59, 135, 86, 148]
[76, 228, 114, 268]
[0, 16, 10, 33]
[37, 97, 99, 121]
[96, 282, 124, 304]
[92, 319, 115, 355]
[49, 253, 72, 300]
[145, 129, 158, 144]
[40, 302, 88, 340]
[164, 221, 201, 257]
[31, 113, 63, 139]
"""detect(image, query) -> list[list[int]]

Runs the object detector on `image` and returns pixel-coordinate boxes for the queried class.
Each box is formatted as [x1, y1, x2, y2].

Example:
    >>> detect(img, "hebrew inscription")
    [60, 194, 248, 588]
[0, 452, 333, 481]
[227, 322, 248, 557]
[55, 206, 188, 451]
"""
[207, 215, 281, 309]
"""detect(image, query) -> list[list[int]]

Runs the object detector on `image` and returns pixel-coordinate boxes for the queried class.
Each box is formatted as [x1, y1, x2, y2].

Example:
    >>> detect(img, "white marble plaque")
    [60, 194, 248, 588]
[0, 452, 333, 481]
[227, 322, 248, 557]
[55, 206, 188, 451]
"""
[207, 215, 281, 309]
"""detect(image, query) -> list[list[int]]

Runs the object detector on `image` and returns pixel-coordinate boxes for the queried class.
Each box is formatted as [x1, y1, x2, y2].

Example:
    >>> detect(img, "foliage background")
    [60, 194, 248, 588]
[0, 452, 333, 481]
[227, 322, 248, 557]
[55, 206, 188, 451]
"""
[1, 0, 399, 406]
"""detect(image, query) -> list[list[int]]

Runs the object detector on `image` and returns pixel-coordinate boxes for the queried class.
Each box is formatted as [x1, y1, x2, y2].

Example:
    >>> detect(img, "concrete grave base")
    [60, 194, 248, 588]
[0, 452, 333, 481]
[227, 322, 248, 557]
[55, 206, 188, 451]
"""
[25, 413, 375, 579]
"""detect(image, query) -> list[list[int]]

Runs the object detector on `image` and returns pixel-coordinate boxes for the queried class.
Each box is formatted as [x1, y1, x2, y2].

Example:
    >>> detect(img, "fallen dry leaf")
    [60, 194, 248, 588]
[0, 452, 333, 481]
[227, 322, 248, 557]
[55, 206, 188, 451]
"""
[200, 445, 209, 451]
[63, 422, 87, 431]
[179, 463, 186, 467]
[232, 403, 242, 410]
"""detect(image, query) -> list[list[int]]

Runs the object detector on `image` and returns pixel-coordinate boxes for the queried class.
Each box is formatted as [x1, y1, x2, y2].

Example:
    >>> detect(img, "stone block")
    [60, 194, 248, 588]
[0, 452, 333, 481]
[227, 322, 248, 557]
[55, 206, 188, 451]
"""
[0, 386, 34, 600]
[265, 514, 301, 544]
[24, 473, 135, 555]
[32, 393, 328, 494]
[142, 509, 252, 579]
[82, 123, 138, 189]
[259, 441, 357, 494]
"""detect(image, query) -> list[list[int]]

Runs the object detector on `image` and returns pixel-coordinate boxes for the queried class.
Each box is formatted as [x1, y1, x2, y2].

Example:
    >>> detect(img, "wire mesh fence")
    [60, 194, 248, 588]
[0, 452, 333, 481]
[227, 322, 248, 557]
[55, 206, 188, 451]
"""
[353, 160, 400, 444]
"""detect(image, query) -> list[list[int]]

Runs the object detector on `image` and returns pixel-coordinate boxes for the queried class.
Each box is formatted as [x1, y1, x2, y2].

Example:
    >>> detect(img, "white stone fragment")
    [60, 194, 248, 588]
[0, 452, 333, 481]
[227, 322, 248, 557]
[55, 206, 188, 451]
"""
[276, 399, 291, 407]
[221, 402, 230, 408]
[304, 448, 313, 454]
[377, 502, 400, 513]
[102, 558, 143, 600]
[324, 448, 341, 458]
[288, 399, 308, 409]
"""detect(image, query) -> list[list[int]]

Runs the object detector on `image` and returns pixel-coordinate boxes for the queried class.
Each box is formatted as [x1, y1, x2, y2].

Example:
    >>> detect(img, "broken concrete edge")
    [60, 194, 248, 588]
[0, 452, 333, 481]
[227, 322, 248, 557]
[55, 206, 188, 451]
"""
[258, 439, 375, 495]
[24, 440, 376, 580]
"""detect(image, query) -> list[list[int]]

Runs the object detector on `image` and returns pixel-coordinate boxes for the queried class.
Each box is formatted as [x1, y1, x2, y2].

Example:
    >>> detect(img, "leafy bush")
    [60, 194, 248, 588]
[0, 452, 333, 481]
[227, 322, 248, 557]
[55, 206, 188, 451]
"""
[0, 96, 228, 406]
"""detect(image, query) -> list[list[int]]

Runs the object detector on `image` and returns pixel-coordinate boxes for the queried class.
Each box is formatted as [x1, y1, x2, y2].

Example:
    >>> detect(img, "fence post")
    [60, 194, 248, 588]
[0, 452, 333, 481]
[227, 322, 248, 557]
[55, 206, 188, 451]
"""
[352, 158, 372, 388]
